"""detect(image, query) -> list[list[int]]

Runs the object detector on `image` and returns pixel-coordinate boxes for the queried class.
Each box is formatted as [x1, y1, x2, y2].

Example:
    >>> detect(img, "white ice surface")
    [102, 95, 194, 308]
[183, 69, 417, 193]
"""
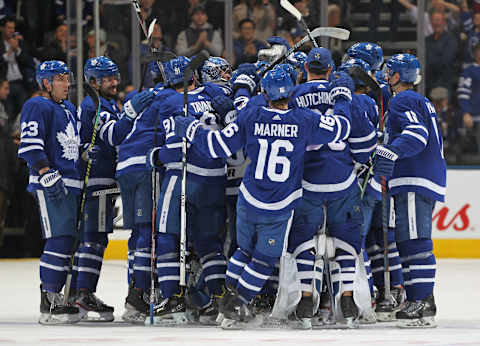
[1, 259, 479, 346]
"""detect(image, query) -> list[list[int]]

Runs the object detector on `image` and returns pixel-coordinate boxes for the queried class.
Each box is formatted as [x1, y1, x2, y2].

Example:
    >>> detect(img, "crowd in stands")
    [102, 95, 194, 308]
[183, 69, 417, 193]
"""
[0, 0, 480, 256]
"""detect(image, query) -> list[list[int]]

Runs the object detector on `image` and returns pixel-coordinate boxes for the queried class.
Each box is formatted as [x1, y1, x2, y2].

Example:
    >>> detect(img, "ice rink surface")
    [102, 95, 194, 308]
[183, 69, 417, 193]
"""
[1, 259, 479, 346]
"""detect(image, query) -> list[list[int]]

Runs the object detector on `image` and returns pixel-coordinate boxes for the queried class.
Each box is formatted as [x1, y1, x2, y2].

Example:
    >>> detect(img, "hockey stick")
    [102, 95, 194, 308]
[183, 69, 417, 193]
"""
[262, 27, 350, 76]
[64, 83, 101, 304]
[180, 50, 210, 287]
[348, 66, 393, 306]
[139, 19, 157, 91]
[280, 0, 319, 48]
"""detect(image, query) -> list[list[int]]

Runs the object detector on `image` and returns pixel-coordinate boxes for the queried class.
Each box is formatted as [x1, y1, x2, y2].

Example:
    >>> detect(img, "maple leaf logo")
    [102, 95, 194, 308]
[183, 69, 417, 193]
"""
[57, 122, 79, 161]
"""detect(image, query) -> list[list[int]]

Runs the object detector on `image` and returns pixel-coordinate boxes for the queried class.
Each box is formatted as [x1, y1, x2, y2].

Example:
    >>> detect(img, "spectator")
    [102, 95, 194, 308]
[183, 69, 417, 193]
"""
[462, 11, 480, 68]
[0, 17, 35, 118]
[430, 86, 458, 156]
[55, 0, 93, 27]
[85, 28, 109, 60]
[0, 79, 8, 128]
[175, 5, 223, 57]
[0, 0, 13, 21]
[232, 0, 276, 43]
[41, 24, 68, 62]
[233, 18, 267, 67]
[457, 43, 480, 154]
[426, 10, 458, 96]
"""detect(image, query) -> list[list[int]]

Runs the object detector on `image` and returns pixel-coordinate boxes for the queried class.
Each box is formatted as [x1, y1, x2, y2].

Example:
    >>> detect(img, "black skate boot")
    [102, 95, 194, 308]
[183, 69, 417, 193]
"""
[75, 290, 114, 322]
[396, 294, 437, 328]
[376, 286, 406, 322]
[39, 286, 80, 325]
[122, 284, 149, 324]
[340, 295, 359, 329]
[198, 288, 226, 325]
[220, 291, 259, 330]
[251, 293, 276, 315]
[289, 295, 314, 329]
[152, 290, 188, 325]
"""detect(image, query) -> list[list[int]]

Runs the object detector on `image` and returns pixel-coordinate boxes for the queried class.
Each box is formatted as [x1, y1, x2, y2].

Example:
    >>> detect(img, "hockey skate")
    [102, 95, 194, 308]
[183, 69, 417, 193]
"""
[396, 295, 437, 328]
[122, 284, 149, 324]
[75, 290, 114, 322]
[288, 296, 314, 330]
[312, 292, 335, 327]
[340, 295, 359, 329]
[220, 289, 262, 330]
[376, 286, 406, 322]
[152, 291, 188, 326]
[39, 286, 80, 325]
[198, 294, 224, 326]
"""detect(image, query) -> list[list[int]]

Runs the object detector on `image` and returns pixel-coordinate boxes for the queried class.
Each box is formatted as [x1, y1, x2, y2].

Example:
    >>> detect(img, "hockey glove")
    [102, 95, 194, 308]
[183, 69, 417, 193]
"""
[146, 147, 163, 171]
[212, 95, 236, 125]
[39, 169, 68, 201]
[232, 74, 257, 94]
[80, 144, 100, 165]
[175, 115, 201, 142]
[329, 72, 354, 102]
[373, 145, 400, 178]
[123, 89, 155, 120]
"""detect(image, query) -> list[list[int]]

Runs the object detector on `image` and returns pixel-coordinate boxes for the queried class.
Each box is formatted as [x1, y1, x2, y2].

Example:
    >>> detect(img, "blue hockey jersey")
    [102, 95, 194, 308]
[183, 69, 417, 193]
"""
[386, 90, 447, 202]
[156, 85, 227, 184]
[18, 96, 82, 193]
[291, 80, 377, 200]
[116, 84, 176, 177]
[78, 95, 133, 189]
[458, 64, 480, 118]
[188, 103, 352, 215]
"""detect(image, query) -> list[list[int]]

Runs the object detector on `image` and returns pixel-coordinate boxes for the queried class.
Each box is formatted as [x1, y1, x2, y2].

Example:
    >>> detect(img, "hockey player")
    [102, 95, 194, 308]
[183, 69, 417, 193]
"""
[174, 66, 354, 329]
[373, 53, 446, 328]
[18, 61, 81, 324]
[146, 56, 230, 325]
[288, 49, 377, 328]
[117, 60, 177, 323]
[73, 56, 154, 321]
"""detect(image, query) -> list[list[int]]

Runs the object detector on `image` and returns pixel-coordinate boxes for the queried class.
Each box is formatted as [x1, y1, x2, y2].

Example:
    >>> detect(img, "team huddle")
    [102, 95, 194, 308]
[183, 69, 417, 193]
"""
[18, 35, 446, 330]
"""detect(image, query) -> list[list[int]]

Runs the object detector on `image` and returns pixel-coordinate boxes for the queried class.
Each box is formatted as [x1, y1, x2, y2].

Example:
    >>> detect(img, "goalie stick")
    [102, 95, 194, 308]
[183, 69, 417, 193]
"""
[262, 26, 350, 76]
[64, 82, 101, 304]
[180, 51, 211, 287]
[347, 65, 394, 308]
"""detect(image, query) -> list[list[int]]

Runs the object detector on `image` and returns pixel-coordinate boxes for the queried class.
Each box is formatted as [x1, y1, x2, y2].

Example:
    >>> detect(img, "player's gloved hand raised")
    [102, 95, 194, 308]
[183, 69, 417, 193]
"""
[232, 63, 261, 94]
[373, 145, 400, 178]
[81, 144, 100, 165]
[39, 169, 68, 201]
[146, 147, 163, 171]
[329, 71, 354, 103]
[123, 89, 155, 120]
[212, 94, 236, 125]
[175, 115, 201, 142]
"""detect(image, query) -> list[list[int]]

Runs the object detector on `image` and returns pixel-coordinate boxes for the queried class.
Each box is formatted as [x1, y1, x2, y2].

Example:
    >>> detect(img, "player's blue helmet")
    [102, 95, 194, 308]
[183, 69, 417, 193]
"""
[84, 56, 119, 83]
[162, 56, 191, 86]
[150, 61, 162, 80]
[375, 69, 386, 85]
[287, 51, 307, 83]
[385, 53, 420, 83]
[36, 60, 70, 88]
[338, 58, 372, 86]
[200, 57, 232, 83]
[278, 63, 298, 86]
[345, 42, 383, 71]
[261, 66, 294, 101]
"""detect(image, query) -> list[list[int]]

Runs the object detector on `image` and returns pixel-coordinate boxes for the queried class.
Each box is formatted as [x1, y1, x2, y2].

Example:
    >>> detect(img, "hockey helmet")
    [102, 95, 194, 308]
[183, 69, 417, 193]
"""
[344, 42, 384, 71]
[84, 56, 120, 85]
[200, 57, 232, 83]
[36, 60, 70, 88]
[278, 63, 298, 86]
[261, 66, 294, 101]
[385, 53, 420, 84]
[286, 51, 307, 83]
[162, 56, 192, 87]
[338, 58, 372, 86]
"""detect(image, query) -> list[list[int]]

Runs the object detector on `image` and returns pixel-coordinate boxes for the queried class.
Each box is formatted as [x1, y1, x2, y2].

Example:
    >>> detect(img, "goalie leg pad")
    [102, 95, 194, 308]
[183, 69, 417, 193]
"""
[133, 223, 152, 291]
[74, 232, 108, 291]
[40, 236, 75, 292]
[156, 233, 180, 298]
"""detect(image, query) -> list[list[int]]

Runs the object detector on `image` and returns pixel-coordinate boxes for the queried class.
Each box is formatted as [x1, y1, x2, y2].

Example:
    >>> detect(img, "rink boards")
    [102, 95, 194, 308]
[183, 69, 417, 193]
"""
[104, 169, 480, 259]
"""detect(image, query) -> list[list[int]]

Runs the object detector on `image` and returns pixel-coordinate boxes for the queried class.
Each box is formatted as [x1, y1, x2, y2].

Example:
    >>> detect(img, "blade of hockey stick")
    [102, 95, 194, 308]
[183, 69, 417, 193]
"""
[280, 0, 302, 20]
[262, 27, 350, 76]
[184, 50, 210, 86]
[147, 18, 156, 43]
[348, 65, 381, 106]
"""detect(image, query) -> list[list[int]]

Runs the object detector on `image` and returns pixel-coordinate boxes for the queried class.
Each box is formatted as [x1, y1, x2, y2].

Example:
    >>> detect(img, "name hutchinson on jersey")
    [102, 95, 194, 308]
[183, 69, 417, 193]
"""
[295, 91, 332, 108]
[254, 122, 298, 138]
